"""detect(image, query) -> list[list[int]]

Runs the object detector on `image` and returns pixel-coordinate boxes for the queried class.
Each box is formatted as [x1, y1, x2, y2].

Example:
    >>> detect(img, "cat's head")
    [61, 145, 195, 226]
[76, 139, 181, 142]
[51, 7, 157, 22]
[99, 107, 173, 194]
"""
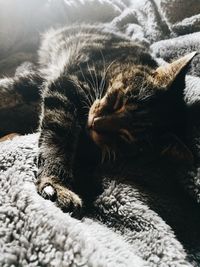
[87, 52, 196, 152]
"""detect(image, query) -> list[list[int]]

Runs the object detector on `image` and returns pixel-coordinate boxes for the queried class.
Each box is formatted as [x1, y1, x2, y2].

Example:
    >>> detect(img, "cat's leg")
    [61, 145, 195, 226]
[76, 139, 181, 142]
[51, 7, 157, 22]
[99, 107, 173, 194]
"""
[36, 82, 83, 215]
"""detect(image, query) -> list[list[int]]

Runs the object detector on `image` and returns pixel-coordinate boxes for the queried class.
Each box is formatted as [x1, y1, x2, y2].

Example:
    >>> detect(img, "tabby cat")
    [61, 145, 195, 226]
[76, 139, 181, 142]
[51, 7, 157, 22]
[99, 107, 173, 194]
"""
[34, 25, 195, 215]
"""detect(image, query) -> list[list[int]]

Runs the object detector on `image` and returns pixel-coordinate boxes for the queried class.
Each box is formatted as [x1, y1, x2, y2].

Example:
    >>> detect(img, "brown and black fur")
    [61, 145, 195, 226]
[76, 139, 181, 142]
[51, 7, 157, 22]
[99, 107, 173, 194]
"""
[0, 62, 42, 137]
[33, 25, 196, 215]
[2, 25, 195, 215]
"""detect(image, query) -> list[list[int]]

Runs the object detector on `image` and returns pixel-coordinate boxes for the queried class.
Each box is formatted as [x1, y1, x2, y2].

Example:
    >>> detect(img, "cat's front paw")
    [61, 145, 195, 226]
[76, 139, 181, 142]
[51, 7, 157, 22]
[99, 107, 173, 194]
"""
[36, 176, 83, 218]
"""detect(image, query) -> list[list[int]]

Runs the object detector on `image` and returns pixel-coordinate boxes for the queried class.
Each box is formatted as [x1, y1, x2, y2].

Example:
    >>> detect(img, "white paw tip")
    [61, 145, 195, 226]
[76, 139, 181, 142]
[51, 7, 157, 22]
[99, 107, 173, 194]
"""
[43, 185, 55, 196]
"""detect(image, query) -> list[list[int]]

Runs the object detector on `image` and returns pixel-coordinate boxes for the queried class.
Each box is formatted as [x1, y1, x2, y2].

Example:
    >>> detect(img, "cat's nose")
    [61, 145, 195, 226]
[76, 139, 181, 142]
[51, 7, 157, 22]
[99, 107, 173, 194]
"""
[87, 114, 95, 130]
[87, 113, 104, 132]
[88, 115, 101, 130]
[92, 117, 104, 131]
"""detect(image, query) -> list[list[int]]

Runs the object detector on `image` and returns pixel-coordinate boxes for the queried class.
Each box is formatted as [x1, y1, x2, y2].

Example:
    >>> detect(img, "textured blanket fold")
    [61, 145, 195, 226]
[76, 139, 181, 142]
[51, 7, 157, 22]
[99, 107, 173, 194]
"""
[1, 0, 200, 266]
[0, 134, 146, 267]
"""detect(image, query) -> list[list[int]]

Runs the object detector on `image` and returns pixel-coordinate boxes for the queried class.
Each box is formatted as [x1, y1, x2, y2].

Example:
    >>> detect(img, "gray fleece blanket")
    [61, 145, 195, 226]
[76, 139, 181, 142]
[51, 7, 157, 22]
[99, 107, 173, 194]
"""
[1, 0, 200, 266]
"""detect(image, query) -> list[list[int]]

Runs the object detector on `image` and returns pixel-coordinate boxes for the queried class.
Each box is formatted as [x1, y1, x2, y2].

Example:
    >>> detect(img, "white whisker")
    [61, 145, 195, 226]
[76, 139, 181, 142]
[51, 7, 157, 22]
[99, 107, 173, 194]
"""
[79, 65, 96, 102]
[67, 77, 93, 106]
[86, 62, 99, 100]
[99, 52, 117, 99]
[76, 82, 93, 106]
[91, 61, 100, 99]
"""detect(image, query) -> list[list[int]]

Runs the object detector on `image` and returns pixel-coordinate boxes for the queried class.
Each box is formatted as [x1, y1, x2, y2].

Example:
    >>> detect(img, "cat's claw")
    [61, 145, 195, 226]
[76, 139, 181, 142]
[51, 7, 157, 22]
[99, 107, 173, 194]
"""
[41, 185, 56, 201]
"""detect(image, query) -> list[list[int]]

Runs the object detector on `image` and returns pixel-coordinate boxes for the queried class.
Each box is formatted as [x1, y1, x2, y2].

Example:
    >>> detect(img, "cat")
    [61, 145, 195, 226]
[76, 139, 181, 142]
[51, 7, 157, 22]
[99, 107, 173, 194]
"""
[3, 24, 194, 216]
[33, 25, 196, 216]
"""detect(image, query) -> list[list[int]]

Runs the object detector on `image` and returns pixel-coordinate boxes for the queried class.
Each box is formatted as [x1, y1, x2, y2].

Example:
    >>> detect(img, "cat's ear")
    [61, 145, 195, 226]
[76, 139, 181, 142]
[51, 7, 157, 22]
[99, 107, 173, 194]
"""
[153, 52, 197, 88]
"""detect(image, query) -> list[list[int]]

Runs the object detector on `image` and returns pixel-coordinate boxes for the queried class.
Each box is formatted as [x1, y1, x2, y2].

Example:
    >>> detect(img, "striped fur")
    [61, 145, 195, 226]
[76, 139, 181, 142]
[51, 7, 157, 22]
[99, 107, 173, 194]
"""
[0, 62, 42, 137]
[35, 25, 193, 214]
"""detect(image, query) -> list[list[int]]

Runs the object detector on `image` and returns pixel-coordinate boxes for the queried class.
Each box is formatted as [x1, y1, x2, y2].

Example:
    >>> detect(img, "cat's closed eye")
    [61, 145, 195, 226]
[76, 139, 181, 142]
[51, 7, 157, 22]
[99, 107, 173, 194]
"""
[35, 24, 197, 216]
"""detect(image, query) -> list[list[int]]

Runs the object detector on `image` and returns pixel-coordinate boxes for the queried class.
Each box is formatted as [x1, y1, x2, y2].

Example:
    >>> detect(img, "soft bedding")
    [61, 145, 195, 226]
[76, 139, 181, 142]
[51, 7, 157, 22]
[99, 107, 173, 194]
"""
[1, 0, 200, 266]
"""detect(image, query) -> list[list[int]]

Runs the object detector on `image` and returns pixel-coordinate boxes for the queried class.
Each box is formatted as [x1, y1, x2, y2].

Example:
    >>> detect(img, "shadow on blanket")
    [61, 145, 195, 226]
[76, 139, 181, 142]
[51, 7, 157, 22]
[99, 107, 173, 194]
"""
[1, 96, 200, 267]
